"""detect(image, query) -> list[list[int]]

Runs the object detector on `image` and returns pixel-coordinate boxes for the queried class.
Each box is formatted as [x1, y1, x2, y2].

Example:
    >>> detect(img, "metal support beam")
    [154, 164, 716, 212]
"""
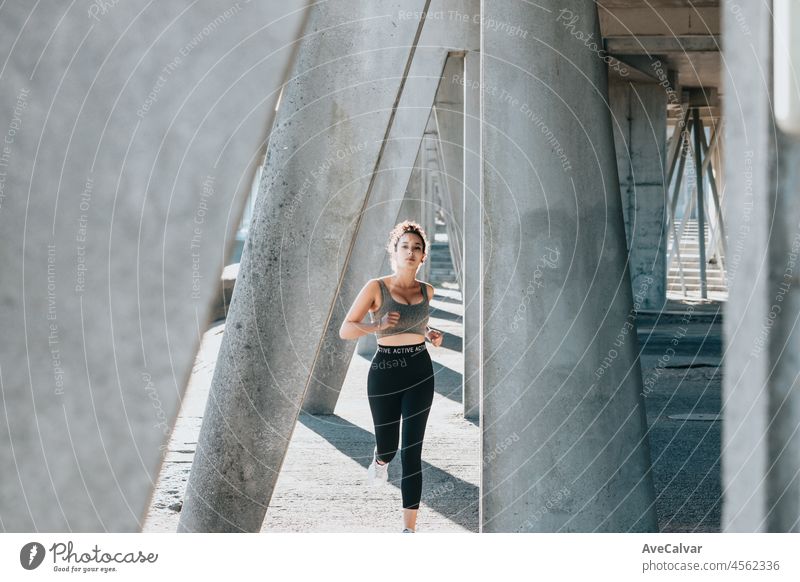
[693, 108, 708, 299]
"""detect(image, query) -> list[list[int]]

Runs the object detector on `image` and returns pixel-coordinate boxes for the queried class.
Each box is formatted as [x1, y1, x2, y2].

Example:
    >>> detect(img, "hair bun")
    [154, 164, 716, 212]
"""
[386, 220, 429, 254]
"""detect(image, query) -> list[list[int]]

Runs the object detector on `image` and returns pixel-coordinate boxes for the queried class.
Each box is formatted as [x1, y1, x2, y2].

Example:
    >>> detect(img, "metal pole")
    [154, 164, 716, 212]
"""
[692, 108, 708, 299]
[666, 121, 691, 295]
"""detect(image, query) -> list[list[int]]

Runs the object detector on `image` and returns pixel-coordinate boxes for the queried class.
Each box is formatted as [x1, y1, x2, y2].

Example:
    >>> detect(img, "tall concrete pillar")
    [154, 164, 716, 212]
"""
[480, 0, 657, 532]
[463, 50, 481, 420]
[301, 0, 478, 415]
[422, 129, 445, 284]
[0, 1, 307, 531]
[609, 80, 668, 310]
[419, 144, 436, 282]
[722, 0, 800, 532]
[434, 55, 466, 291]
[422, 133, 441, 257]
[178, 0, 430, 532]
[401, 165, 425, 222]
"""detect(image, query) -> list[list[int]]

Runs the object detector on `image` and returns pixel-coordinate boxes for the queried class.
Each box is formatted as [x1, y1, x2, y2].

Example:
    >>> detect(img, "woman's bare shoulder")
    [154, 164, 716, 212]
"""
[365, 278, 386, 305]
[418, 280, 434, 299]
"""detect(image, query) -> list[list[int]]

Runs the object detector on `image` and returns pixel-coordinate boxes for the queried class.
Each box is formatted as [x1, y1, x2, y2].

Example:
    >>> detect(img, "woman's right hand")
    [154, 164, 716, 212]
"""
[378, 311, 400, 331]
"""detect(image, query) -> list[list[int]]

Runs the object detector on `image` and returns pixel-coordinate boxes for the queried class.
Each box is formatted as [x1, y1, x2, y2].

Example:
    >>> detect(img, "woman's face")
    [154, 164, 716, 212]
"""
[394, 232, 426, 271]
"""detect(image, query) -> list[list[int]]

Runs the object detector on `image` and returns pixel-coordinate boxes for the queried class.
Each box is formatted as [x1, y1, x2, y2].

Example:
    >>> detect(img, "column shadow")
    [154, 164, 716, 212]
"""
[436, 331, 463, 352]
[432, 361, 463, 403]
[430, 306, 463, 325]
[299, 412, 479, 532]
[430, 294, 463, 307]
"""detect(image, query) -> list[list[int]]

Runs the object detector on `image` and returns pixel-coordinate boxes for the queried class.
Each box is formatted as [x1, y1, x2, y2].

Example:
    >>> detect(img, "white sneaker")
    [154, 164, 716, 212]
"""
[402, 528, 415, 533]
[367, 447, 389, 486]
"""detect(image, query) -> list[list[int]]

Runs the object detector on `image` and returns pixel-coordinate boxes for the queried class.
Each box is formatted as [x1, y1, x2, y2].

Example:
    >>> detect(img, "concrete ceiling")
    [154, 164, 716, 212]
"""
[598, 0, 718, 7]
[598, 0, 721, 95]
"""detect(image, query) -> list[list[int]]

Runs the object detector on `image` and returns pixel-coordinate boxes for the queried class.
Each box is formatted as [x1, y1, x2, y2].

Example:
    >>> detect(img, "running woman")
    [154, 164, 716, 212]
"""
[339, 220, 443, 533]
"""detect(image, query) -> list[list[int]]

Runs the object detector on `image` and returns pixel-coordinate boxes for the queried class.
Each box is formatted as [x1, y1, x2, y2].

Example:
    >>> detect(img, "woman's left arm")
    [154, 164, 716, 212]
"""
[424, 284, 443, 346]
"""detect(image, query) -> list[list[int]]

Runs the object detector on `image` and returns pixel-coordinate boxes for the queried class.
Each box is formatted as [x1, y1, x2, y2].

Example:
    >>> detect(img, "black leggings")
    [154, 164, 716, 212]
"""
[367, 342, 434, 510]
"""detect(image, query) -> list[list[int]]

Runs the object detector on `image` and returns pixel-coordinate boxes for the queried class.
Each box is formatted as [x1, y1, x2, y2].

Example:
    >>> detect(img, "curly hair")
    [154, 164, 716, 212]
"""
[386, 220, 429, 256]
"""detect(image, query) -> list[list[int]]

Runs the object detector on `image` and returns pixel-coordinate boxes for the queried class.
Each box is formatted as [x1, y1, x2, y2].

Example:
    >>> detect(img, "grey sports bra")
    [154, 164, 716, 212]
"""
[370, 279, 430, 338]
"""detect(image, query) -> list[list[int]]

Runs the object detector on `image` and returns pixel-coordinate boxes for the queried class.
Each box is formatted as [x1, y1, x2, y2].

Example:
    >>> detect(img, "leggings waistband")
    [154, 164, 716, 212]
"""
[375, 342, 427, 355]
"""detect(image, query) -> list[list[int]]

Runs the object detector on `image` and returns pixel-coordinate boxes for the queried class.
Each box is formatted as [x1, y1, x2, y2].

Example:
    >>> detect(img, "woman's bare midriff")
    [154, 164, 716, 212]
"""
[377, 333, 426, 346]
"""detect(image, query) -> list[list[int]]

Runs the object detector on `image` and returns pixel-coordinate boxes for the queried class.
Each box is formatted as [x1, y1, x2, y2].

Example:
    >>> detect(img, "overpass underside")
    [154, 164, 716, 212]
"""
[2, 0, 799, 534]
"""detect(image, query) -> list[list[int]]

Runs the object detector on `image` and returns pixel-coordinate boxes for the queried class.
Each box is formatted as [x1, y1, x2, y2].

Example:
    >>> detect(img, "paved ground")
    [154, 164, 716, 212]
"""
[143, 283, 478, 533]
[638, 302, 723, 533]
[142, 291, 722, 533]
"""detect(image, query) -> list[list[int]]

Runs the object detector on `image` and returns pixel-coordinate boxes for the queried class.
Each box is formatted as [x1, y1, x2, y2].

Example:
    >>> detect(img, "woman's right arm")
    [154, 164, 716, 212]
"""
[338, 280, 397, 339]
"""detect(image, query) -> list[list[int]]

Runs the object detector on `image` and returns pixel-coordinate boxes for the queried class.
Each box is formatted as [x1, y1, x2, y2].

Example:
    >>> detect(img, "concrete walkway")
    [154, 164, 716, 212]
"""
[143, 291, 722, 533]
[143, 283, 478, 533]
[638, 301, 723, 533]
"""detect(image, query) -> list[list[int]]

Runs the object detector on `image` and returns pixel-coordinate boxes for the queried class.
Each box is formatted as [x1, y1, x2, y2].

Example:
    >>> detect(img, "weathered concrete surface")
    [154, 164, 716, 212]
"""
[407, 160, 437, 284]
[420, 143, 438, 282]
[765, 137, 800, 532]
[433, 55, 466, 292]
[462, 50, 481, 420]
[720, 0, 774, 533]
[480, 0, 657, 532]
[177, 0, 434, 533]
[722, 0, 800, 532]
[609, 80, 668, 310]
[0, 0, 307, 531]
[145, 285, 478, 532]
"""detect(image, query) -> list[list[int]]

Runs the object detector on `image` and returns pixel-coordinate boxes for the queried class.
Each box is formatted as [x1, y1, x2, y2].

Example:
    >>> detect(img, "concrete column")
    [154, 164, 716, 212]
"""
[720, 0, 771, 533]
[463, 50, 481, 420]
[423, 133, 441, 243]
[423, 131, 444, 280]
[419, 145, 436, 282]
[178, 0, 429, 532]
[301, 0, 478, 415]
[480, 0, 657, 532]
[609, 80, 668, 310]
[693, 108, 709, 299]
[401, 165, 425, 220]
[434, 55, 466, 291]
[722, 0, 800, 532]
[0, 1, 307, 531]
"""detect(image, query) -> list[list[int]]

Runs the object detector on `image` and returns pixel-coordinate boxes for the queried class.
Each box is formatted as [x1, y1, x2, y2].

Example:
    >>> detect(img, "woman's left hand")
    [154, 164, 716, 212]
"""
[426, 328, 444, 347]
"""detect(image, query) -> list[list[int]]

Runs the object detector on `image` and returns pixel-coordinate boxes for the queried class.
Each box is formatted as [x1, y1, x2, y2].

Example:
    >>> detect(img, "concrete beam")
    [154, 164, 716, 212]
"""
[609, 55, 662, 82]
[604, 35, 721, 54]
[598, 5, 720, 36]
